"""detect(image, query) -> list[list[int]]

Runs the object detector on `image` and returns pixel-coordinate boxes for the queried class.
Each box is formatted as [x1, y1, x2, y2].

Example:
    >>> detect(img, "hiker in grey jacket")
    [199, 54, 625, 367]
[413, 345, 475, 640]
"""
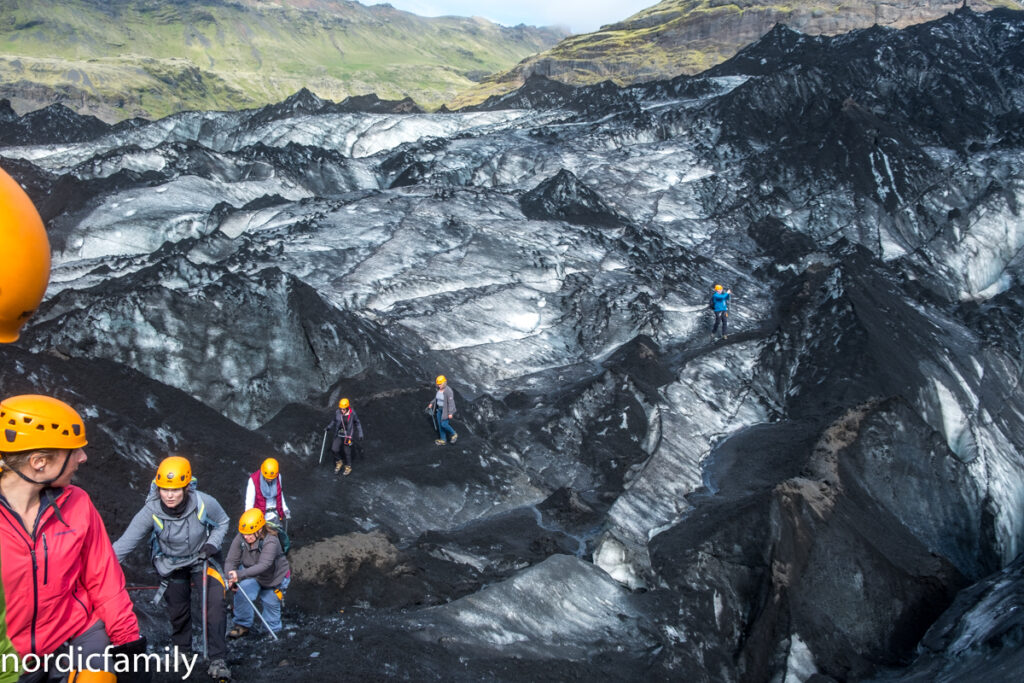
[427, 375, 458, 445]
[112, 455, 231, 680]
[225, 508, 291, 637]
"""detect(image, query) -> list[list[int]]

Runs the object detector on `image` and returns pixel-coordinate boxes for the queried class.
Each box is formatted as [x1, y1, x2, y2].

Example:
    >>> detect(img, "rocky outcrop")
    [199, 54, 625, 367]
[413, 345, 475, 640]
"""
[519, 169, 625, 227]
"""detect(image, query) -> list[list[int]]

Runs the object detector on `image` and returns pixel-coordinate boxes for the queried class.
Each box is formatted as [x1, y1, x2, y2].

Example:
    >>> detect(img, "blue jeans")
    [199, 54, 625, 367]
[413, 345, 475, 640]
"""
[436, 409, 456, 442]
[233, 575, 289, 633]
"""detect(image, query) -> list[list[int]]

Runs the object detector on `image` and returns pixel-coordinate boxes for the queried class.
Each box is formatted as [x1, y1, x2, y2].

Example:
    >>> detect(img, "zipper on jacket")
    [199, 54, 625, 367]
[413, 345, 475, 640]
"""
[29, 547, 40, 654]
[42, 533, 49, 584]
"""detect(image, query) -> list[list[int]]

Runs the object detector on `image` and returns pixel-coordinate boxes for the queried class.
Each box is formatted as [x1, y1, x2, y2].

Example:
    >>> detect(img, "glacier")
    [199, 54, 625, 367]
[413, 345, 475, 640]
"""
[2, 6, 1024, 682]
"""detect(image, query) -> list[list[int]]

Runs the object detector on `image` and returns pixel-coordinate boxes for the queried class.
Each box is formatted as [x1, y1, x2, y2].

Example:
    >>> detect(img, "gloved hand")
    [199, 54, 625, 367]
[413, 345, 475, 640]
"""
[109, 637, 151, 683]
[198, 543, 218, 560]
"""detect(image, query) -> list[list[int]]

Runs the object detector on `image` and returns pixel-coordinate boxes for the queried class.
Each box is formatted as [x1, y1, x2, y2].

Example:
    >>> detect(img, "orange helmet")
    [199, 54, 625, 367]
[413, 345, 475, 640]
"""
[68, 671, 117, 683]
[435, 375, 446, 386]
[260, 457, 279, 480]
[239, 508, 266, 534]
[714, 284, 723, 292]
[0, 394, 87, 453]
[338, 398, 350, 409]
[154, 455, 192, 489]
[0, 165, 51, 343]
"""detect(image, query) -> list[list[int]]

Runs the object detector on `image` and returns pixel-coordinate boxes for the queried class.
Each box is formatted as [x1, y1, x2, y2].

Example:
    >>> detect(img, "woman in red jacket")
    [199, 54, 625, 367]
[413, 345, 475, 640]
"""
[0, 394, 146, 682]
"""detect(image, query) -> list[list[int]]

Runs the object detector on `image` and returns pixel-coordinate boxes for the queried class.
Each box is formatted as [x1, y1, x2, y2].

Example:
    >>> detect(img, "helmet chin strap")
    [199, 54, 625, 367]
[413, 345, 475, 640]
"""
[5, 450, 73, 487]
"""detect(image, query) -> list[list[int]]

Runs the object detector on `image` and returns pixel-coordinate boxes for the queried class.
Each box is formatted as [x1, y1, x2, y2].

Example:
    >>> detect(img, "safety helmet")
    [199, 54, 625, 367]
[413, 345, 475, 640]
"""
[154, 455, 192, 489]
[0, 166, 51, 343]
[338, 398, 350, 409]
[239, 507, 266, 534]
[714, 284, 723, 292]
[0, 394, 87, 453]
[261, 457, 279, 480]
[435, 375, 446, 386]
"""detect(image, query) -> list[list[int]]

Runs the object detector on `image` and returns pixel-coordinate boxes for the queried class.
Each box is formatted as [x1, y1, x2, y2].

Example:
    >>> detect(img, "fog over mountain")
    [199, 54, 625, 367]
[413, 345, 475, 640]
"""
[2, 6, 1024, 682]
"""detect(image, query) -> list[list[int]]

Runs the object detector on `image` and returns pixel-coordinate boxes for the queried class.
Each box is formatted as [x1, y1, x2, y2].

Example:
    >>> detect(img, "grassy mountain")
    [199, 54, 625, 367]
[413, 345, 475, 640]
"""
[0, 0, 566, 121]
[447, 0, 1023, 108]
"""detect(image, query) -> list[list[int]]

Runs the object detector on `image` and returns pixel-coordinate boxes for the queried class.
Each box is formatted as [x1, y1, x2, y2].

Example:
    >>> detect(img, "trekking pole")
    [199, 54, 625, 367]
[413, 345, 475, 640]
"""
[201, 558, 209, 661]
[232, 582, 280, 640]
[318, 429, 328, 466]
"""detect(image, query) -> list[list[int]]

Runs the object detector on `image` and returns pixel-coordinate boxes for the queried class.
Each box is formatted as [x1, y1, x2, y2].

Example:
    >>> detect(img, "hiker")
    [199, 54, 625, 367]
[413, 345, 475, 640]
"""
[710, 284, 732, 340]
[112, 455, 231, 681]
[0, 165, 50, 344]
[427, 375, 458, 446]
[224, 509, 291, 639]
[0, 394, 148, 682]
[244, 457, 290, 524]
[325, 398, 363, 476]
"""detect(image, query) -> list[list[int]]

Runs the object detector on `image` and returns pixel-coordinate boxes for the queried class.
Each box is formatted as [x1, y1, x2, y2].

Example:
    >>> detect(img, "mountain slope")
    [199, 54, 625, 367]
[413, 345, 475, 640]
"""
[0, 0, 565, 121]
[447, 0, 1022, 108]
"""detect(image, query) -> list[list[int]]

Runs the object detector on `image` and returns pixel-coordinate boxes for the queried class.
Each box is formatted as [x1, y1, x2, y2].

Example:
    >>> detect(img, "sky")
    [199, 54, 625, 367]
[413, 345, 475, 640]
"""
[366, 1, 658, 34]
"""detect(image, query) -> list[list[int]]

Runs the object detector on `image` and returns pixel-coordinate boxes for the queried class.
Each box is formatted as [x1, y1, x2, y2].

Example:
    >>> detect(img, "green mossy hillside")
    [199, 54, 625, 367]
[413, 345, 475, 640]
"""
[0, 0, 566, 120]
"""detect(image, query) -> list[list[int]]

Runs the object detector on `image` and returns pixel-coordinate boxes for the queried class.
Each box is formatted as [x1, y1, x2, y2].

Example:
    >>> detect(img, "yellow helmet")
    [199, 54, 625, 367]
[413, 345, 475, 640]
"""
[338, 398, 350, 409]
[435, 375, 446, 386]
[0, 165, 51, 343]
[239, 507, 266, 534]
[714, 284, 723, 292]
[0, 394, 87, 453]
[260, 457, 279, 480]
[155, 455, 192, 489]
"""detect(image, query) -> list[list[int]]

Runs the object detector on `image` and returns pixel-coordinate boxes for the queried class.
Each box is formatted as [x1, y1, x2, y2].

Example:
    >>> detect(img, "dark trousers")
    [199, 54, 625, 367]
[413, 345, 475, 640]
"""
[331, 436, 354, 467]
[165, 562, 227, 659]
[712, 310, 728, 336]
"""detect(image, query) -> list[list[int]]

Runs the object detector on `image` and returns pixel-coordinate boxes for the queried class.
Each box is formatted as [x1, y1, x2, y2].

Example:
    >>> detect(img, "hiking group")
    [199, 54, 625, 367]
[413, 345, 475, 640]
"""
[0, 159, 729, 682]
[0, 384, 452, 682]
[0, 395, 294, 683]
[0, 381, 454, 681]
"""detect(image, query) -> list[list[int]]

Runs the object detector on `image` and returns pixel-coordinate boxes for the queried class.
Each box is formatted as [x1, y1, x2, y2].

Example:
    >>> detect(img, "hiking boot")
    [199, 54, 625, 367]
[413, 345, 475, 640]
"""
[228, 625, 249, 638]
[434, 439, 446, 446]
[207, 658, 231, 680]
[334, 461, 343, 474]
[343, 465, 352, 476]
[450, 433, 458, 443]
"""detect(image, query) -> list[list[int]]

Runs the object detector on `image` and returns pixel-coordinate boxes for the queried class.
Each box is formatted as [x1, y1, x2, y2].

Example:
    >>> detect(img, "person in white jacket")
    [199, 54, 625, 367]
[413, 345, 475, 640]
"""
[244, 458, 290, 524]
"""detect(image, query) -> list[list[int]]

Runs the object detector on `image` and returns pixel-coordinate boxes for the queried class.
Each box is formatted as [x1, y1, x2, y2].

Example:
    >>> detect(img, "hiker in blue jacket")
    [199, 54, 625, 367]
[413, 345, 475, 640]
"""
[710, 284, 732, 340]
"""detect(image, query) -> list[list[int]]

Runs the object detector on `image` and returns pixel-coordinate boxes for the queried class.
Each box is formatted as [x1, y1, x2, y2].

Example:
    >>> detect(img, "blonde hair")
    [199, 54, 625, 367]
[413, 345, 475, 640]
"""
[0, 448, 61, 478]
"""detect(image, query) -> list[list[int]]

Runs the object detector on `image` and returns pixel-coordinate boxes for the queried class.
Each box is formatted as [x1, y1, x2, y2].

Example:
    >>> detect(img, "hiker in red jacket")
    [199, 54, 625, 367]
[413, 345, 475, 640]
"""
[244, 458, 290, 524]
[0, 394, 147, 681]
